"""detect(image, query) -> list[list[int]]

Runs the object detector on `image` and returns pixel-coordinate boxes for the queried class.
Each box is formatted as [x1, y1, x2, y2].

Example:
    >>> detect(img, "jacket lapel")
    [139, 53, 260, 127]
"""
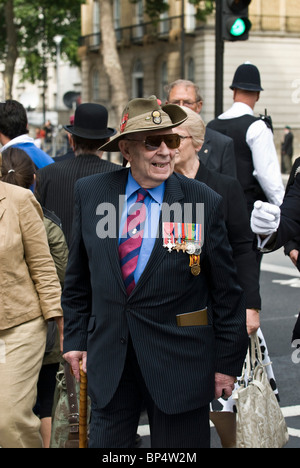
[198, 132, 211, 167]
[105, 170, 129, 294]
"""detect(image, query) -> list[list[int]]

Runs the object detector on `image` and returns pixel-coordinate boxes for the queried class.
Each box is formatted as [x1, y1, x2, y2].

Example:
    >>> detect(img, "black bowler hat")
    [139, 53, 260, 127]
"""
[230, 63, 263, 92]
[64, 103, 116, 139]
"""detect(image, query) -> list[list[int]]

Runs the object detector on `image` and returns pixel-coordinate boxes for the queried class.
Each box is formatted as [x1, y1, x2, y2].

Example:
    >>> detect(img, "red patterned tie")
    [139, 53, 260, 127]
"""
[119, 188, 148, 295]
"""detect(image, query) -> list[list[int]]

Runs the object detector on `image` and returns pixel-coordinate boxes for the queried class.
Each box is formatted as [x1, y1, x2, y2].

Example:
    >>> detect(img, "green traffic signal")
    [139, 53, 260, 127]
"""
[230, 18, 247, 37]
[222, 0, 252, 41]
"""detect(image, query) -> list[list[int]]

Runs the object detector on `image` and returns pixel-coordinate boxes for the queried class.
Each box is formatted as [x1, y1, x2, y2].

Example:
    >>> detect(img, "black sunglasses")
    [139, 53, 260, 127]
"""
[126, 134, 180, 151]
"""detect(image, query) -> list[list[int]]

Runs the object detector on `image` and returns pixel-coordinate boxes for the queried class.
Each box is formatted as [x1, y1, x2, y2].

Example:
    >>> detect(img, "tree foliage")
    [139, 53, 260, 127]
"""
[0, 0, 215, 99]
[129, 0, 214, 22]
[0, 0, 83, 92]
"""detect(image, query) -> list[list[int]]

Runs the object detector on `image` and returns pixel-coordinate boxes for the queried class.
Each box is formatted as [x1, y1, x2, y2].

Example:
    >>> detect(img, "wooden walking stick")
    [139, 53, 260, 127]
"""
[79, 360, 88, 448]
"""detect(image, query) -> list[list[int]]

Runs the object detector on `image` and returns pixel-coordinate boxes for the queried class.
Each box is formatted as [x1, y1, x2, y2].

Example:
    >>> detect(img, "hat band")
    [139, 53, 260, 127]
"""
[120, 110, 173, 134]
[73, 126, 112, 137]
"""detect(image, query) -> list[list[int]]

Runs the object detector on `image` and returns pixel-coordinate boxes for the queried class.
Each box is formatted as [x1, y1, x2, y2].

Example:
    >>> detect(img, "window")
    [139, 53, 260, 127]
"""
[92, 68, 100, 101]
[132, 60, 144, 98]
[187, 58, 195, 82]
[114, 0, 121, 41]
[185, 2, 196, 32]
[159, 11, 169, 36]
[92, 1, 100, 47]
[133, 0, 144, 39]
[160, 61, 168, 102]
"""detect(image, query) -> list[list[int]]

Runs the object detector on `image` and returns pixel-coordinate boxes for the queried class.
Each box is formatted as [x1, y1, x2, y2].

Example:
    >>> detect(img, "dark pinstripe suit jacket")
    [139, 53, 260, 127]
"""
[36, 154, 121, 246]
[62, 169, 247, 414]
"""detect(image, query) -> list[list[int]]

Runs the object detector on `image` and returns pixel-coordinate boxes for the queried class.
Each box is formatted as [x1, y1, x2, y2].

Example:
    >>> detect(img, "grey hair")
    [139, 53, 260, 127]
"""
[178, 106, 206, 148]
[165, 79, 203, 103]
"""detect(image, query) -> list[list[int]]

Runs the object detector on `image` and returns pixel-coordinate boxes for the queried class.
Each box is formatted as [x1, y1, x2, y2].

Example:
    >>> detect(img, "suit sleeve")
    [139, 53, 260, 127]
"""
[204, 196, 248, 376]
[62, 182, 92, 353]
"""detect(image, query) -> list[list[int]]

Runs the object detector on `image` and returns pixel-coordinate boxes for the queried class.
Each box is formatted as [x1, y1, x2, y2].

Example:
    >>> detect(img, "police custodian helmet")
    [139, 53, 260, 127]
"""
[230, 62, 263, 92]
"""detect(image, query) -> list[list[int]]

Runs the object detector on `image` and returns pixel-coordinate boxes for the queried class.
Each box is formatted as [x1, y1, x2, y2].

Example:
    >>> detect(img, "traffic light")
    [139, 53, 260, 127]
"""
[222, 0, 252, 41]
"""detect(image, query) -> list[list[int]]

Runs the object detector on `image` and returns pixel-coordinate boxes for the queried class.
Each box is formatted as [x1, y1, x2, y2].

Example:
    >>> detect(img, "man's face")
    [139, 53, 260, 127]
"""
[119, 129, 179, 188]
[167, 84, 202, 114]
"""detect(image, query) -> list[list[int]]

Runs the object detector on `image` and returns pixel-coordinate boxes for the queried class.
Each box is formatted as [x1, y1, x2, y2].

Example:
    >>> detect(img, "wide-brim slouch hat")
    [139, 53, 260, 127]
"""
[64, 103, 116, 139]
[100, 95, 187, 152]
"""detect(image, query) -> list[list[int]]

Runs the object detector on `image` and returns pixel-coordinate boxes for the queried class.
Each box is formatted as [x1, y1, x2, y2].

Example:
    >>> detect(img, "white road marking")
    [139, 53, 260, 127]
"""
[139, 406, 300, 439]
[261, 262, 300, 277]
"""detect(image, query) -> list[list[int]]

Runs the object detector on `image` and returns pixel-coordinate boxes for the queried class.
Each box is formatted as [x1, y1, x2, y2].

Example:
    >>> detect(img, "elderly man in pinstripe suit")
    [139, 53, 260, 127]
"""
[62, 96, 248, 448]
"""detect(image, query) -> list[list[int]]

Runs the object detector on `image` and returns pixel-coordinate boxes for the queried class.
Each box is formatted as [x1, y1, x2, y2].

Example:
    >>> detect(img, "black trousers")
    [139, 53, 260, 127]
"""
[89, 338, 210, 448]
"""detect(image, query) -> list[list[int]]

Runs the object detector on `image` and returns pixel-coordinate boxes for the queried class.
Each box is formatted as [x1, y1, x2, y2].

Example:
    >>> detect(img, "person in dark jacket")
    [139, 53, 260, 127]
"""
[173, 106, 279, 448]
[36, 103, 121, 246]
[165, 79, 237, 178]
[251, 169, 300, 345]
[174, 106, 261, 331]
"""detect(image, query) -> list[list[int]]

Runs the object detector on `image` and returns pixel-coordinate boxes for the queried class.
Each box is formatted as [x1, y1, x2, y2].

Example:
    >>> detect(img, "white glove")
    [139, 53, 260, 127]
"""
[250, 201, 281, 236]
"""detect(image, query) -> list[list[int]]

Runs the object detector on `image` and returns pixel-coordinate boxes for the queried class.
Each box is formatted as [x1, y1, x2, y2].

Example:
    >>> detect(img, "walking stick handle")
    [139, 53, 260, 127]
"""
[79, 360, 88, 448]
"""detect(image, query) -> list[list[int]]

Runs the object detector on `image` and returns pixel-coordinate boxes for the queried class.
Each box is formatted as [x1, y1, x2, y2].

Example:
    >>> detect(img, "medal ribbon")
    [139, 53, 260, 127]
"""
[163, 223, 202, 250]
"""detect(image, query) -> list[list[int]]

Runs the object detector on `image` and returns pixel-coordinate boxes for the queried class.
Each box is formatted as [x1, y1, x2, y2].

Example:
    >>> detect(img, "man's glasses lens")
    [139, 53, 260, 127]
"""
[170, 100, 199, 108]
[145, 134, 180, 150]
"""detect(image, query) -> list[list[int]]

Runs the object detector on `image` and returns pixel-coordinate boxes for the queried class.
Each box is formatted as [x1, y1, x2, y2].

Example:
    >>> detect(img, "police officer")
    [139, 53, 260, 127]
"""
[207, 62, 284, 218]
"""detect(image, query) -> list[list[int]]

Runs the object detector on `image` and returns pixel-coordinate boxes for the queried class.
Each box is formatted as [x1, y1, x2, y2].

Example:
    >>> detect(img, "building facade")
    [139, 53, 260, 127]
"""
[79, 0, 300, 159]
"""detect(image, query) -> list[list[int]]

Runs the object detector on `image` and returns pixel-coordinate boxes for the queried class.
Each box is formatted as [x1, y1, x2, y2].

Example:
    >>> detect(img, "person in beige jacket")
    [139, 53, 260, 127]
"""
[0, 153, 63, 448]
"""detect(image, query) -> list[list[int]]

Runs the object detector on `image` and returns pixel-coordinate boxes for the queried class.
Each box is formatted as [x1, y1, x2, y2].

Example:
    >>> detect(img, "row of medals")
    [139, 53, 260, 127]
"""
[163, 236, 201, 276]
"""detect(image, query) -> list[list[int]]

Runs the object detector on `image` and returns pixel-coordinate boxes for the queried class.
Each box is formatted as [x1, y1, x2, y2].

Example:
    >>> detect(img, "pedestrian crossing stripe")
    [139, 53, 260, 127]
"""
[139, 406, 300, 440]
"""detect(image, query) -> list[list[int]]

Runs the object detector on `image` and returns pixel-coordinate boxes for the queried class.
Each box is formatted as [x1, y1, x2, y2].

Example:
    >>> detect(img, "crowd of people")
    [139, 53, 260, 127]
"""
[0, 62, 299, 449]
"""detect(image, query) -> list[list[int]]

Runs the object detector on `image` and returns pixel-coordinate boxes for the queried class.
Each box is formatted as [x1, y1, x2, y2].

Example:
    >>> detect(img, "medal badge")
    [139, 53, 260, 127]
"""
[163, 222, 202, 275]
[152, 110, 162, 125]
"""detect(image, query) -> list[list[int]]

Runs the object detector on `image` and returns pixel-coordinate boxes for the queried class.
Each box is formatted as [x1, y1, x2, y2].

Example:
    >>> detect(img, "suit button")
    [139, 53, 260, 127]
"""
[120, 337, 126, 344]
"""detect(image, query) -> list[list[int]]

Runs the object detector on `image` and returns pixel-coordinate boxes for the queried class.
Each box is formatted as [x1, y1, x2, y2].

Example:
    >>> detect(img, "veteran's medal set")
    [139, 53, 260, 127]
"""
[163, 222, 202, 276]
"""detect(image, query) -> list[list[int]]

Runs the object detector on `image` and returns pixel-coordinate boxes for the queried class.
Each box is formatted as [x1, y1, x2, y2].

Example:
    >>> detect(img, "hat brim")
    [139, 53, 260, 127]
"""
[230, 83, 263, 91]
[64, 125, 117, 140]
[100, 104, 187, 152]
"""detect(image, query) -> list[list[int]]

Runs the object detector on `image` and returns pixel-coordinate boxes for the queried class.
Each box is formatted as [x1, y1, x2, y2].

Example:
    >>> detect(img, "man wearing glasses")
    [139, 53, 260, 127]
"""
[165, 80, 237, 178]
[62, 96, 247, 448]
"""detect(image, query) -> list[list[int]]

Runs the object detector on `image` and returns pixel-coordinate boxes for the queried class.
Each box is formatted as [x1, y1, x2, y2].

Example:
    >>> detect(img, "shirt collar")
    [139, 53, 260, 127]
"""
[126, 170, 165, 204]
[219, 101, 254, 119]
[1, 134, 34, 151]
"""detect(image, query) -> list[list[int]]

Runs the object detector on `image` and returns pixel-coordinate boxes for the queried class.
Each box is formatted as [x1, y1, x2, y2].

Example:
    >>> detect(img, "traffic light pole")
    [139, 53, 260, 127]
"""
[215, 0, 224, 117]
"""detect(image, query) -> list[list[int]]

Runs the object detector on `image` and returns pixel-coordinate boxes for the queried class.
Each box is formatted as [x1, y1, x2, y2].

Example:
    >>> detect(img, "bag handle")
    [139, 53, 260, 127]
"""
[240, 333, 264, 383]
[250, 333, 263, 366]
